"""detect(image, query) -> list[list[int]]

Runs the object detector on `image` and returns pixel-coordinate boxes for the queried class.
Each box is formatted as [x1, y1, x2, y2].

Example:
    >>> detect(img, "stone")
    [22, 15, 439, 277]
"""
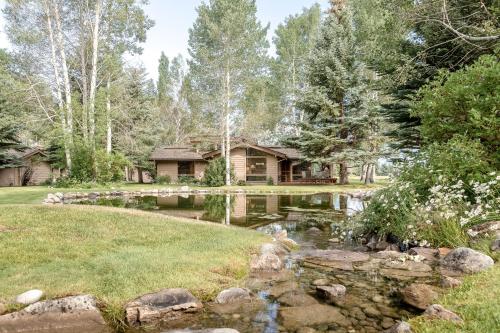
[180, 186, 190, 192]
[371, 295, 384, 303]
[124, 288, 202, 326]
[161, 328, 240, 333]
[372, 251, 404, 260]
[296, 328, 316, 333]
[441, 247, 494, 274]
[400, 284, 438, 310]
[329, 238, 340, 243]
[268, 281, 299, 298]
[312, 278, 330, 286]
[274, 229, 288, 240]
[303, 249, 370, 271]
[381, 317, 396, 329]
[15, 289, 43, 305]
[380, 268, 432, 280]
[491, 239, 500, 251]
[423, 304, 463, 323]
[408, 247, 439, 262]
[363, 306, 381, 318]
[440, 276, 462, 289]
[316, 285, 346, 303]
[306, 227, 322, 234]
[438, 247, 451, 258]
[385, 321, 412, 333]
[381, 260, 432, 272]
[377, 304, 400, 319]
[250, 252, 283, 272]
[279, 304, 350, 330]
[279, 237, 298, 250]
[0, 303, 5, 315]
[261, 242, 288, 256]
[470, 221, 500, 236]
[277, 290, 318, 307]
[0, 295, 109, 333]
[215, 288, 251, 304]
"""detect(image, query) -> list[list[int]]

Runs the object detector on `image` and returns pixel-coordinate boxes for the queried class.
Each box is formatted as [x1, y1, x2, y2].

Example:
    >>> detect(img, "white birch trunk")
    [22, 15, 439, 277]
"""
[88, 0, 102, 151]
[224, 68, 231, 186]
[44, 0, 71, 172]
[106, 76, 112, 154]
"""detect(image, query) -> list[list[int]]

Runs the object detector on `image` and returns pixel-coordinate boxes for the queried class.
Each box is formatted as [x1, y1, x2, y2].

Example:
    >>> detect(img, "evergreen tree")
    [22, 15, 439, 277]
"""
[287, 0, 371, 185]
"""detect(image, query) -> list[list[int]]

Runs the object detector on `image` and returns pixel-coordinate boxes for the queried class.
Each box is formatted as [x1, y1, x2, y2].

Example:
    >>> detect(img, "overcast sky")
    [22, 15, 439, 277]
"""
[0, 0, 328, 81]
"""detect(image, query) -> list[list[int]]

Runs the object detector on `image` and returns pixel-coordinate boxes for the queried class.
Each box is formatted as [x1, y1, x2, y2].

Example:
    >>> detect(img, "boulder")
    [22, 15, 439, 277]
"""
[0, 295, 109, 333]
[316, 285, 346, 303]
[125, 288, 202, 326]
[441, 247, 494, 274]
[440, 276, 462, 289]
[423, 304, 463, 323]
[400, 284, 438, 310]
[15, 289, 43, 305]
[279, 304, 350, 330]
[491, 239, 500, 252]
[311, 278, 330, 286]
[385, 321, 412, 333]
[250, 252, 283, 272]
[161, 328, 240, 333]
[277, 290, 318, 307]
[215, 288, 251, 304]
[302, 249, 370, 271]
[261, 243, 288, 256]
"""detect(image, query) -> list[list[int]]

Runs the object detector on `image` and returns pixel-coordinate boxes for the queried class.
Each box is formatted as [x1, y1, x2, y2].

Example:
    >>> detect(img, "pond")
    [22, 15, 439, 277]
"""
[68, 193, 432, 333]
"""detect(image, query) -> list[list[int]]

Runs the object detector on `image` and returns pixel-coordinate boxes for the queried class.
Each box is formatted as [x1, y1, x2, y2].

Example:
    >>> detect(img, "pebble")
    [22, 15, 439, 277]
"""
[15, 289, 43, 305]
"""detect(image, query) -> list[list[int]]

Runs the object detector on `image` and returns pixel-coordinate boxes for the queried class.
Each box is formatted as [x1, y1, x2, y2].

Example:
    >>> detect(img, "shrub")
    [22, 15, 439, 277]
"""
[202, 157, 234, 187]
[94, 150, 130, 183]
[267, 176, 274, 185]
[70, 143, 93, 182]
[156, 175, 171, 185]
[237, 180, 246, 186]
[178, 175, 198, 185]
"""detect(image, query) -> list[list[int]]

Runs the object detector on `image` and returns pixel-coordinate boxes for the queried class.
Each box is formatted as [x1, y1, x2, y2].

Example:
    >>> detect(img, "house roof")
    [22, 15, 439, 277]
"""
[150, 146, 208, 161]
[8, 148, 47, 160]
[151, 143, 303, 161]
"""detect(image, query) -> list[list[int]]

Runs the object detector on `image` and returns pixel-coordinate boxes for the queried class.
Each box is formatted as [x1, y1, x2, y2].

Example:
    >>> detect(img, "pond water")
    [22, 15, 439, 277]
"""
[69, 193, 433, 333]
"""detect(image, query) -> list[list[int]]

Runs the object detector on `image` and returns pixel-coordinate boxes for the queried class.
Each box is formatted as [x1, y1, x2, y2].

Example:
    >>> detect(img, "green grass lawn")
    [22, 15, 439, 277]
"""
[410, 264, 500, 333]
[0, 177, 388, 204]
[0, 205, 269, 325]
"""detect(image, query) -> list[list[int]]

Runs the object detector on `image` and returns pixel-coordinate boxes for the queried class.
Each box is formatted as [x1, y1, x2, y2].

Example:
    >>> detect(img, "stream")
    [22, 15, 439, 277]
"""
[70, 193, 437, 333]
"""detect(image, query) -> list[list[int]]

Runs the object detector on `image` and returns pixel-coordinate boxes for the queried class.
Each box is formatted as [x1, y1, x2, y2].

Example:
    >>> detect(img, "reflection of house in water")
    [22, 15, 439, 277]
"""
[152, 193, 360, 227]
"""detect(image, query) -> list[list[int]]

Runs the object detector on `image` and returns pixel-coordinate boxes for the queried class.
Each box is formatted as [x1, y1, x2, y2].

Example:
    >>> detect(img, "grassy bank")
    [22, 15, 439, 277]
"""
[410, 264, 500, 333]
[0, 205, 269, 324]
[0, 177, 388, 205]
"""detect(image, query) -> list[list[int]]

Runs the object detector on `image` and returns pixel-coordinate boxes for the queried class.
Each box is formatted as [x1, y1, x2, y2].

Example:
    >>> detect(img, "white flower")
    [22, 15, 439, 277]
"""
[425, 220, 432, 225]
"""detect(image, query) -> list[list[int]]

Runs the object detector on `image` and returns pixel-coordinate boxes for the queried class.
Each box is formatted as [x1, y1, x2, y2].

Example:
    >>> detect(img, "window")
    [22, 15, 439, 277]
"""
[246, 157, 267, 182]
[178, 161, 195, 176]
[292, 162, 310, 180]
[246, 148, 266, 156]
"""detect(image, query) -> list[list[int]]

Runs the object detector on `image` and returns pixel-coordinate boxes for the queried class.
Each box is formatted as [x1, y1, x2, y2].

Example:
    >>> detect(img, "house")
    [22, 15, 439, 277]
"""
[150, 140, 337, 184]
[0, 148, 62, 186]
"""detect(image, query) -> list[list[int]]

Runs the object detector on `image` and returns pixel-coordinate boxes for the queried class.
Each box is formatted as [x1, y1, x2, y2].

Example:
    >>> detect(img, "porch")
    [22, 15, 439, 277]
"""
[278, 160, 337, 185]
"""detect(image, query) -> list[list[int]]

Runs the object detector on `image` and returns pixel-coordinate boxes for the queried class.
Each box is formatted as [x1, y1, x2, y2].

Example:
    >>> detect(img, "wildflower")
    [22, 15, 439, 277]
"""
[425, 220, 432, 225]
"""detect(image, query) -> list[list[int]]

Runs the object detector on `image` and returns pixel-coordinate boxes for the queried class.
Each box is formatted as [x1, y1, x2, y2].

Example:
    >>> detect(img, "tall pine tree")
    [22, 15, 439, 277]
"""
[287, 0, 371, 185]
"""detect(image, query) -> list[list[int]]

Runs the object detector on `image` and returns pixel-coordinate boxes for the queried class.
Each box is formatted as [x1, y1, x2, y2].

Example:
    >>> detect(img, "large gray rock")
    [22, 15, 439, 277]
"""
[441, 247, 494, 273]
[400, 283, 438, 310]
[215, 288, 251, 304]
[15, 289, 44, 305]
[250, 252, 283, 271]
[385, 321, 412, 333]
[279, 304, 350, 330]
[0, 295, 109, 333]
[277, 290, 318, 307]
[302, 249, 370, 271]
[423, 304, 462, 323]
[161, 328, 240, 333]
[125, 288, 202, 326]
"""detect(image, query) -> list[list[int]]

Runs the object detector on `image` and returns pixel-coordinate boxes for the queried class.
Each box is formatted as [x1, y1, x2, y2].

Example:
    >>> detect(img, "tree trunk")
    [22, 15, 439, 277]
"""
[137, 167, 143, 184]
[80, 34, 89, 142]
[360, 164, 365, 181]
[364, 163, 371, 184]
[124, 166, 129, 182]
[106, 76, 112, 154]
[369, 163, 375, 183]
[44, 0, 71, 172]
[224, 68, 231, 186]
[339, 162, 349, 185]
[88, 0, 101, 151]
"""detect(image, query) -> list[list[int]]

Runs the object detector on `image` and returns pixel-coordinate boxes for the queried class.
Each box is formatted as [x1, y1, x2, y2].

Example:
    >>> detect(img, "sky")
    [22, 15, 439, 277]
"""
[0, 0, 328, 81]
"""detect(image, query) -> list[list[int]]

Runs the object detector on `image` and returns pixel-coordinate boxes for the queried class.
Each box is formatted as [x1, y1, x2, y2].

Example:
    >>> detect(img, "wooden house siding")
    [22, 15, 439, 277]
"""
[266, 154, 279, 184]
[157, 161, 178, 181]
[194, 161, 208, 179]
[231, 148, 246, 181]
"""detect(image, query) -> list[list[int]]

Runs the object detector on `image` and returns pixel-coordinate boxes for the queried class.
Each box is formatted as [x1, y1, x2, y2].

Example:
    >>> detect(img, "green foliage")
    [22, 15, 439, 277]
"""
[155, 175, 171, 185]
[266, 176, 274, 186]
[413, 55, 500, 164]
[178, 176, 199, 185]
[94, 150, 131, 183]
[203, 195, 228, 221]
[202, 157, 234, 187]
[0, 125, 24, 168]
[69, 144, 94, 182]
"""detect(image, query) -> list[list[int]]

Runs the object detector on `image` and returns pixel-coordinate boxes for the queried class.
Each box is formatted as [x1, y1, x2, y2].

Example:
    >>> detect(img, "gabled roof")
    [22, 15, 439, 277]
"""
[8, 148, 47, 159]
[202, 142, 287, 159]
[150, 146, 208, 161]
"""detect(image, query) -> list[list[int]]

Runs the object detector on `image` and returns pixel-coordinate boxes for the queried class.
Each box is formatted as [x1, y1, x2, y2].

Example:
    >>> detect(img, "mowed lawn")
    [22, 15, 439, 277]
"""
[0, 177, 389, 205]
[0, 205, 269, 314]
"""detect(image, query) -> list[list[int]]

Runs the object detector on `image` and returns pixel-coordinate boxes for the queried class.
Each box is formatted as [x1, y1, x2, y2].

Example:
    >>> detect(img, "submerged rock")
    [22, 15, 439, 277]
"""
[423, 304, 463, 323]
[125, 288, 202, 326]
[277, 290, 318, 307]
[215, 288, 251, 304]
[400, 283, 438, 310]
[316, 284, 346, 303]
[0, 295, 109, 333]
[15, 289, 43, 305]
[279, 304, 350, 330]
[441, 247, 494, 274]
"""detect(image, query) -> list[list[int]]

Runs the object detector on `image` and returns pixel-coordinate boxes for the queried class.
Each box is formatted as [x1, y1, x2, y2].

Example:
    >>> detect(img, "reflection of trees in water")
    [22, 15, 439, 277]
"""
[202, 195, 234, 222]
